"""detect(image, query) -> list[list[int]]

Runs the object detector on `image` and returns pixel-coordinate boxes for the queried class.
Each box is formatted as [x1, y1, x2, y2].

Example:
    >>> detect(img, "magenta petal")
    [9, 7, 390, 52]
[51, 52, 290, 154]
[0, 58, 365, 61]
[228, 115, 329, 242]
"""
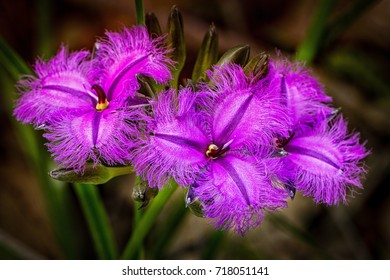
[207, 65, 289, 148]
[282, 117, 369, 205]
[94, 26, 172, 101]
[194, 154, 287, 234]
[44, 103, 138, 171]
[14, 47, 94, 126]
[132, 89, 211, 188]
[268, 59, 333, 132]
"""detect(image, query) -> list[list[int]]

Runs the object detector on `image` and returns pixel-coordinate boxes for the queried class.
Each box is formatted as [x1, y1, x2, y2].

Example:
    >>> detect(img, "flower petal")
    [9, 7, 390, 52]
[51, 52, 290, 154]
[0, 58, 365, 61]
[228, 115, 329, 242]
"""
[14, 47, 94, 126]
[194, 153, 287, 234]
[207, 64, 289, 149]
[282, 116, 369, 205]
[268, 59, 333, 132]
[132, 88, 211, 188]
[44, 102, 138, 171]
[94, 26, 172, 101]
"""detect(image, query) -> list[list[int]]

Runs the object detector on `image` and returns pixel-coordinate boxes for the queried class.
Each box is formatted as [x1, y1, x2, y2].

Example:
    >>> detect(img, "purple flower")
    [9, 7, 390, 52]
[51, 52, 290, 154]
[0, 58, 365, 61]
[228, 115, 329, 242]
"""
[269, 59, 368, 204]
[14, 26, 172, 171]
[133, 64, 289, 233]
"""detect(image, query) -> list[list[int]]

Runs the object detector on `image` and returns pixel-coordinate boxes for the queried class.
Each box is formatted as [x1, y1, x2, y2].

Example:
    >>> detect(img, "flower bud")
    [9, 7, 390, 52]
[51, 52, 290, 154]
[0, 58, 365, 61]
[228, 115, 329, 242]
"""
[49, 164, 133, 184]
[145, 12, 162, 39]
[191, 23, 219, 83]
[216, 45, 250, 67]
[168, 5, 186, 88]
[132, 176, 159, 208]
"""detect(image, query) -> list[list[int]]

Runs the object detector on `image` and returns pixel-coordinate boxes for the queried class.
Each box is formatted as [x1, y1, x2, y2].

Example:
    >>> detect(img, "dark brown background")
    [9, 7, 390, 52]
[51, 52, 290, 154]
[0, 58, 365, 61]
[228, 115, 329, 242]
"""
[0, 0, 389, 259]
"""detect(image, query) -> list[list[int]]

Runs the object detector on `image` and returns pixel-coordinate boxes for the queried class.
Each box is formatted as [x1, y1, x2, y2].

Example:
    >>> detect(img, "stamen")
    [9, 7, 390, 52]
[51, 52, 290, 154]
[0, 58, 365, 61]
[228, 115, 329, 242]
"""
[92, 84, 109, 111]
[275, 131, 295, 148]
[206, 144, 219, 159]
[206, 143, 230, 159]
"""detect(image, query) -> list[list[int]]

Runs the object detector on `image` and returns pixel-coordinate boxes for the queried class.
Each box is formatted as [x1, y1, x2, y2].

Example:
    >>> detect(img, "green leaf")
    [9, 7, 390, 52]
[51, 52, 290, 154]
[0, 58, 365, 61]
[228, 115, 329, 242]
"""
[191, 23, 219, 83]
[50, 163, 133, 184]
[0, 36, 33, 80]
[295, 0, 337, 63]
[74, 184, 118, 259]
[0, 39, 84, 259]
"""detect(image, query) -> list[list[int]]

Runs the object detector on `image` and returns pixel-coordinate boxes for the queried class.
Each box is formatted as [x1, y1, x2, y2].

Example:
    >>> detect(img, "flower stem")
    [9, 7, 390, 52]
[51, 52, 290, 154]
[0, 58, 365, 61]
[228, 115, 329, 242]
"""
[121, 182, 178, 259]
[150, 192, 187, 258]
[135, 0, 145, 26]
[74, 184, 118, 260]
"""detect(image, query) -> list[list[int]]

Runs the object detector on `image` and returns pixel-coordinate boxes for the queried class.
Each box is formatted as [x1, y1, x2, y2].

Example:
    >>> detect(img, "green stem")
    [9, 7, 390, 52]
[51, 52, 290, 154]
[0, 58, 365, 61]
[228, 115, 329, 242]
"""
[295, 0, 336, 63]
[150, 193, 187, 259]
[74, 184, 118, 260]
[121, 183, 178, 259]
[135, 0, 145, 25]
[132, 201, 145, 259]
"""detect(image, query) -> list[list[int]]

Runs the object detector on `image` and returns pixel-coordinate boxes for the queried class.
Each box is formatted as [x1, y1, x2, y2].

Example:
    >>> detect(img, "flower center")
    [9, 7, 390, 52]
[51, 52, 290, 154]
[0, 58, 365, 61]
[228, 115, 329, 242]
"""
[206, 141, 232, 159]
[92, 84, 109, 111]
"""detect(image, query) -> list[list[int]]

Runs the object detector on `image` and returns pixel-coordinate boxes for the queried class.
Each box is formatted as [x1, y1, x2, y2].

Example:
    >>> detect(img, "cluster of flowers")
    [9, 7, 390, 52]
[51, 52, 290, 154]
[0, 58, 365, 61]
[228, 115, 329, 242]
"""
[14, 26, 368, 234]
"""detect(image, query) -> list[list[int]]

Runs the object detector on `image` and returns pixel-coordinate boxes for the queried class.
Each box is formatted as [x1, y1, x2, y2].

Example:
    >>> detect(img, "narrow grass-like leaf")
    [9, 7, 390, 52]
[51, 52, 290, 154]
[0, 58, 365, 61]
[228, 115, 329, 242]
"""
[74, 184, 118, 260]
[295, 0, 336, 63]
[0, 42, 84, 259]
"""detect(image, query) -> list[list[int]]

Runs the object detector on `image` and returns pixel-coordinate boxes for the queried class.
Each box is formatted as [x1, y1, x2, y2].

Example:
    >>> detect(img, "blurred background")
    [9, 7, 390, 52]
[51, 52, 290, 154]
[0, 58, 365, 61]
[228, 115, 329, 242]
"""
[0, 0, 389, 259]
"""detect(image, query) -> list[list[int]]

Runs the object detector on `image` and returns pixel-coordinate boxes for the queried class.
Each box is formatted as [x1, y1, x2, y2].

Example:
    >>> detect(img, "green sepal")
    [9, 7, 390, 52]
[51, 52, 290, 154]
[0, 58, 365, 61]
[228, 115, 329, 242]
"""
[49, 163, 133, 184]
[191, 23, 219, 83]
[132, 176, 159, 208]
[145, 12, 162, 39]
[244, 51, 270, 83]
[216, 45, 250, 67]
[167, 5, 186, 89]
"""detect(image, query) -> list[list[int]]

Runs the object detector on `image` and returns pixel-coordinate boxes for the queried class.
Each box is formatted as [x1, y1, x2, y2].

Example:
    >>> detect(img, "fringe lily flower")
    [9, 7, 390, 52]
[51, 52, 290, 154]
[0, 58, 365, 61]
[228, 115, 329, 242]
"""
[133, 64, 290, 233]
[269, 59, 368, 204]
[14, 26, 172, 171]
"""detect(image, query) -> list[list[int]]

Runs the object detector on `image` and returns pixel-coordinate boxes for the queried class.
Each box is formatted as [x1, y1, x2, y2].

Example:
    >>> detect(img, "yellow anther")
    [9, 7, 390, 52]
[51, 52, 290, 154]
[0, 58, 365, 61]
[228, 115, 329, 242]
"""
[206, 144, 219, 158]
[96, 100, 109, 111]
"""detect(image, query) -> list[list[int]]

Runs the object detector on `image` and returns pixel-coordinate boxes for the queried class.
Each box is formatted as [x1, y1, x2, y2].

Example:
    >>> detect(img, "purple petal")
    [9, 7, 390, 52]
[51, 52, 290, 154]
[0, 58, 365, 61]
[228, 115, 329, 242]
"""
[205, 64, 290, 149]
[268, 59, 333, 132]
[132, 88, 211, 188]
[194, 153, 288, 234]
[93, 26, 172, 101]
[282, 116, 369, 205]
[14, 47, 94, 126]
[44, 101, 139, 171]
